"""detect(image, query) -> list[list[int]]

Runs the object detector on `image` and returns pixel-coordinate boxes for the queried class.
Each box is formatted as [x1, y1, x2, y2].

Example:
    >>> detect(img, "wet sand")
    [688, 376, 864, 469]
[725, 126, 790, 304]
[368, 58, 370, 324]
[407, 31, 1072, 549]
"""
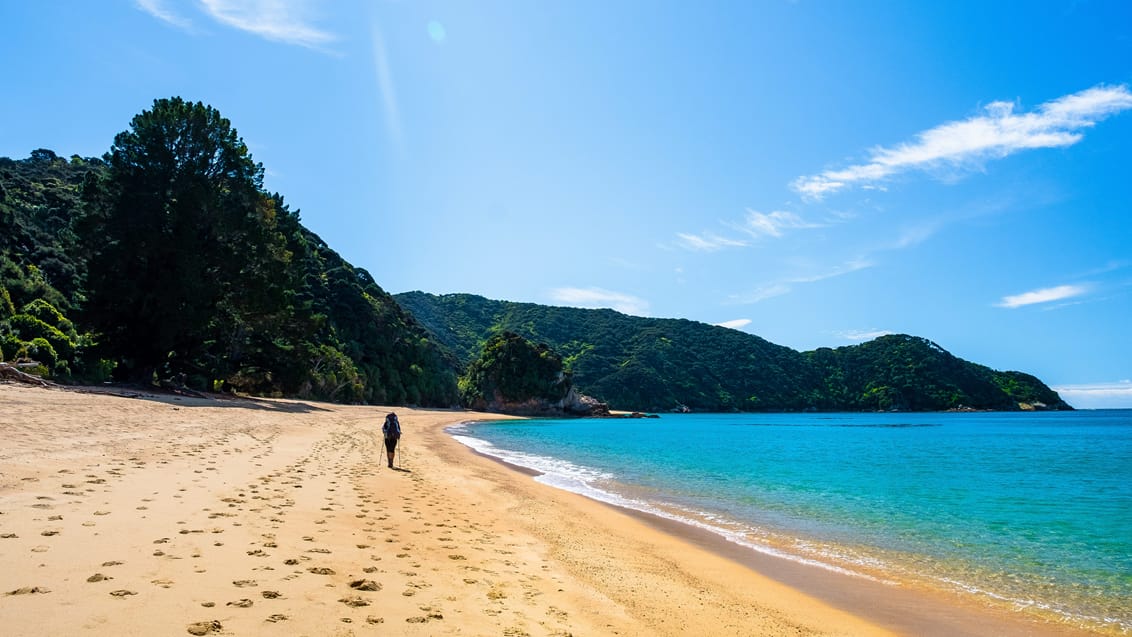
[0, 384, 1106, 636]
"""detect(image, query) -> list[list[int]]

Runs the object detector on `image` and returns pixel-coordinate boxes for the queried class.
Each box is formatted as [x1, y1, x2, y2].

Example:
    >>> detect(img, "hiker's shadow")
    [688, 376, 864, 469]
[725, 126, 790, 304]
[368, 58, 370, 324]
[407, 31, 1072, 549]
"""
[391, 467, 412, 473]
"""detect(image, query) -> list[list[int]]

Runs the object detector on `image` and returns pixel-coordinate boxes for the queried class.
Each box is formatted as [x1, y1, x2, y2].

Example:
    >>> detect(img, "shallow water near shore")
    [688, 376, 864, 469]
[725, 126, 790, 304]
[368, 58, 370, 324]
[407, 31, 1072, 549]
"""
[451, 410, 1132, 633]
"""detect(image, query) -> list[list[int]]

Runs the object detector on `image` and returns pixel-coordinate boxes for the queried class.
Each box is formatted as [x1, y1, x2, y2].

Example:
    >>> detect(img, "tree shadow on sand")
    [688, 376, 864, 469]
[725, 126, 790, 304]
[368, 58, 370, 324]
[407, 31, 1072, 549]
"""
[72, 384, 334, 413]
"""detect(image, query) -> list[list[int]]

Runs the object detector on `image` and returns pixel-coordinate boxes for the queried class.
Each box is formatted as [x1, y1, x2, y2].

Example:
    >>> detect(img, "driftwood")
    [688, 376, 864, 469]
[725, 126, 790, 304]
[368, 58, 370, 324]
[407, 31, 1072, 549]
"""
[0, 362, 52, 387]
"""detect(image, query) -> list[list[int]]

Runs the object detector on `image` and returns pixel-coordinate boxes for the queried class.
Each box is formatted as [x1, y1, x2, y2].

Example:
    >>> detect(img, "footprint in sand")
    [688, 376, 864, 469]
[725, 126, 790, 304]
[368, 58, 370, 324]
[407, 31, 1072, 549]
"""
[6, 586, 50, 596]
[338, 595, 370, 607]
[186, 620, 222, 635]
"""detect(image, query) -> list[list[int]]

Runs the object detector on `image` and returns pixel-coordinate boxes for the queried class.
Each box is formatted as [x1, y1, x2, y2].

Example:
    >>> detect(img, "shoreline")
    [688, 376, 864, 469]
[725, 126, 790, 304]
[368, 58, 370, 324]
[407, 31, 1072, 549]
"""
[451, 418, 1116, 637]
[0, 384, 1114, 636]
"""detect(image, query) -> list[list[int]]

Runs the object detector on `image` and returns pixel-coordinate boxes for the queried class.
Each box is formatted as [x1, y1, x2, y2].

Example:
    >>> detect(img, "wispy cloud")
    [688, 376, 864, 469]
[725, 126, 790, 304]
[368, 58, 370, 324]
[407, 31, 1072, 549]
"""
[199, 0, 336, 49]
[797, 258, 874, 283]
[836, 329, 895, 341]
[735, 209, 825, 238]
[728, 258, 873, 305]
[135, 0, 193, 29]
[996, 284, 1088, 308]
[715, 319, 752, 330]
[727, 284, 792, 305]
[550, 287, 650, 316]
[675, 232, 747, 252]
[1051, 380, 1132, 409]
[793, 84, 1132, 200]
[676, 209, 825, 252]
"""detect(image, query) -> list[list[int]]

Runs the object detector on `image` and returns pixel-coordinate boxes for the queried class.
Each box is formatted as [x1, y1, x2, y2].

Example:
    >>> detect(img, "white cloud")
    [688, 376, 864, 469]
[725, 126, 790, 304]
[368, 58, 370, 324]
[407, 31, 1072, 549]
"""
[135, 0, 193, 29]
[996, 284, 1088, 308]
[1052, 381, 1132, 409]
[837, 329, 895, 341]
[715, 319, 752, 330]
[793, 258, 873, 283]
[678, 210, 825, 252]
[793, 84, 1132, 199]
[550, 287, 649, 316]
[728, 258, 873, 305]
[727, 283, 790, 304]
[737, 209, 823, 238]
[675, 232, 747, 252]
[199, 0, 336, 49]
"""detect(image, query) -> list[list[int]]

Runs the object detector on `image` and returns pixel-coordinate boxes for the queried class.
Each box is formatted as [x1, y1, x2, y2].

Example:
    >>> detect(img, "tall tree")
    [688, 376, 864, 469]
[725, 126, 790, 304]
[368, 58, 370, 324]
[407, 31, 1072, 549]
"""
[81, 97, 288, 383]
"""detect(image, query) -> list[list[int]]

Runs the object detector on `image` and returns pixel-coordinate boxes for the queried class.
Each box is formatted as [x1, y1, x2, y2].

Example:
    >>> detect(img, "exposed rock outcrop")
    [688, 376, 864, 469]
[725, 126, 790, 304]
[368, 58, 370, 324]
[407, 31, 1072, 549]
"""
[471, 385, 611, 418]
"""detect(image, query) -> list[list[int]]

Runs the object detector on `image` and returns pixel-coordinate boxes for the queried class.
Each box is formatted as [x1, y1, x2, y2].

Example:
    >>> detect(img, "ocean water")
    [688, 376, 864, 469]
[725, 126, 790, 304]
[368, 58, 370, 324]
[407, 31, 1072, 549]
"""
[449, 411, 1132, 633]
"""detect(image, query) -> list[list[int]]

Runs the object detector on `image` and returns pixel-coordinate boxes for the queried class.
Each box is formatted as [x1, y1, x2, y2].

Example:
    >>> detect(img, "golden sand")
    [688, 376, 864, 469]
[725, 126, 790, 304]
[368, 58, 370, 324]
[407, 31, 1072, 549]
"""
[0, 384, 1102, 636]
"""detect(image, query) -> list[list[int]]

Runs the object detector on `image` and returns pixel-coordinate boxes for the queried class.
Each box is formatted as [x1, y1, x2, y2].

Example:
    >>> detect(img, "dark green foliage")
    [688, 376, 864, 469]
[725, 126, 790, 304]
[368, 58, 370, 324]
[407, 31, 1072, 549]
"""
[0, 99, 458, 405]
[0, 149, 99, 314]
[804, 335, 1025, 410]
[397, 292, 822, 412]
[396, 292, 1071, 412]
[269, 217, 460, 405]
[9, 313, 73, 361]
[990, 370, 1067, 408]
[0, 287, 13, 319]
[459, 332, 570, 407]
[79, 97, 279, 382]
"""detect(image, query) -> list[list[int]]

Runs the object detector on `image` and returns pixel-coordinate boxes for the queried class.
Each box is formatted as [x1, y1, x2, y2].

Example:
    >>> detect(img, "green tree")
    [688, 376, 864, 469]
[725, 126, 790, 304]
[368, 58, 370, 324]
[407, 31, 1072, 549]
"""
[80, 97, 288, 383]
[460, 331, 570, 408]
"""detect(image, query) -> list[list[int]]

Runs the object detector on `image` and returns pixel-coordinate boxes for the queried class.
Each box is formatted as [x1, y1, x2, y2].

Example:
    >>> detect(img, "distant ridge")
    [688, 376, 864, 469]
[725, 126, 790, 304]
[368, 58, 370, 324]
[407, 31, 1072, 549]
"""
[394, 291, 1071, 413]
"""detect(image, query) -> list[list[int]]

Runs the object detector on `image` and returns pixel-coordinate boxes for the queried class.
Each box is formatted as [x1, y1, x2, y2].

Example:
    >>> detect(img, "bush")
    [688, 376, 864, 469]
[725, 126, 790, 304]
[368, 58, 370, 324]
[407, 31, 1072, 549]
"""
[21, 299, 75, 336]
[26, 337, 58, 369]
[0, 287, 14, 320]
[8, 313, 74, 360]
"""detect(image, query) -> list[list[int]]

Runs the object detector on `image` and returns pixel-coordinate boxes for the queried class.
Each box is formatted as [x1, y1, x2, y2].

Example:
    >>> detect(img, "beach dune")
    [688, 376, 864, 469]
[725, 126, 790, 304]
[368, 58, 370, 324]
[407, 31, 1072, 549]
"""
[0, 385, 1101, 636]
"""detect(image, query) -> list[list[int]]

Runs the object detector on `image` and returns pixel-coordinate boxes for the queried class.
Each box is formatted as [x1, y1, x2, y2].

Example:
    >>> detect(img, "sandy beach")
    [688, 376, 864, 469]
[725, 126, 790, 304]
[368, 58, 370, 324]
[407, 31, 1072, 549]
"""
[0, 384, 1107, 636]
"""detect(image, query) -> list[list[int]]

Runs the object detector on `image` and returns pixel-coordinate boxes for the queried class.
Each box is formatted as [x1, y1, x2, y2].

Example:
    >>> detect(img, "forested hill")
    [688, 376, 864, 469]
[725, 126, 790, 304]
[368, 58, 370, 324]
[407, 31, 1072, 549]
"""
[394, 291, 1071, 412]
[0, 99, 458, 405]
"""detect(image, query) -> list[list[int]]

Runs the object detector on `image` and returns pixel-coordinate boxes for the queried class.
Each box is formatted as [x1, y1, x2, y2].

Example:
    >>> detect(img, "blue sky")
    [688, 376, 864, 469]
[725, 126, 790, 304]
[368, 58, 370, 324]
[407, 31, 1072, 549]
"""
[2, 1, 1131, 408]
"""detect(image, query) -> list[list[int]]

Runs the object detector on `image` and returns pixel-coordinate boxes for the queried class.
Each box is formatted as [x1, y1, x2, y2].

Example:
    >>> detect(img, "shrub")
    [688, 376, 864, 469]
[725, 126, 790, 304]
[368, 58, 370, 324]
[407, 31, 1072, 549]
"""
[21, 299, 75, 336]
[0, 287, 14, 320]
[26, 337, 58, 369]
[8, 314, 74, 360]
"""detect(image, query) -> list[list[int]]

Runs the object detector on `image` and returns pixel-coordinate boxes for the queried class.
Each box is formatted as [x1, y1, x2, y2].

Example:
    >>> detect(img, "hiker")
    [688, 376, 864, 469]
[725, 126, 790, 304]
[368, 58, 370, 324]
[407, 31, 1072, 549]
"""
[382, 412, 401, 468]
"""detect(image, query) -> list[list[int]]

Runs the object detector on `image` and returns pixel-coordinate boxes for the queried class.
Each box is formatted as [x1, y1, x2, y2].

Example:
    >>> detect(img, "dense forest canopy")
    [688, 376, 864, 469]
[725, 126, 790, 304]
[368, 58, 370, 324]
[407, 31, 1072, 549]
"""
[0, 98, 458, 405]
[395, 292, 1071, 412]
[458, 331, 572, 410]
[0, 96, 1070, 413]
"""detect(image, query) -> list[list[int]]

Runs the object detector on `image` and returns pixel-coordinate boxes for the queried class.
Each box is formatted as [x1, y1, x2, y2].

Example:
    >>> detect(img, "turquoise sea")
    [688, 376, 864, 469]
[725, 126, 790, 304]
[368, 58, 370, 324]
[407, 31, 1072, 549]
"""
[449, 411, 1132, 633]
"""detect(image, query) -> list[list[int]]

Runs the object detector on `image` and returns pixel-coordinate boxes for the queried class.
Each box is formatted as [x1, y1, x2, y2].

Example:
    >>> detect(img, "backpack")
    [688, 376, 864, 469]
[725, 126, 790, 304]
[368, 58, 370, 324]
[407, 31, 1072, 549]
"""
[383, 414, 400, 439]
